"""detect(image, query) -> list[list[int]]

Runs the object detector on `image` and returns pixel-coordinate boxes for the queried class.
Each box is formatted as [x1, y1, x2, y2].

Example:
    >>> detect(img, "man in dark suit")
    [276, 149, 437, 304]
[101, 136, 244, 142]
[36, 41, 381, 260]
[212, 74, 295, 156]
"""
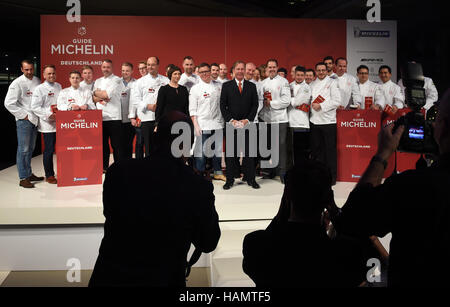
[89, 111, 221, 287]
[220, 61, 260, 190]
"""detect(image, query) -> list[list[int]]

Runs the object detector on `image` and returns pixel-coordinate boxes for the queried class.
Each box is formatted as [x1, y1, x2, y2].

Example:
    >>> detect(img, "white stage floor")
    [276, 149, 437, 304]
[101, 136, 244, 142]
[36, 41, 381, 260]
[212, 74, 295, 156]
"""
[0, 155, 356, 226]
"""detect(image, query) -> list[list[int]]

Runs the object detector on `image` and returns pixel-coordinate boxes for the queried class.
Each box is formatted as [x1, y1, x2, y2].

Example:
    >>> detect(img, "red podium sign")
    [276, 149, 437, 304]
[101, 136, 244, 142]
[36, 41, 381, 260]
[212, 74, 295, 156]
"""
[337, 109, 381, 182]
[56, 110, 103, 187]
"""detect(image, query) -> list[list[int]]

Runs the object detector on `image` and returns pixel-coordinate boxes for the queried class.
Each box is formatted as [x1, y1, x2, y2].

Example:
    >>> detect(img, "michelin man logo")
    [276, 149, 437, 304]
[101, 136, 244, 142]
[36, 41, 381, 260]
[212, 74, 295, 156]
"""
[78, 26, 87, 36]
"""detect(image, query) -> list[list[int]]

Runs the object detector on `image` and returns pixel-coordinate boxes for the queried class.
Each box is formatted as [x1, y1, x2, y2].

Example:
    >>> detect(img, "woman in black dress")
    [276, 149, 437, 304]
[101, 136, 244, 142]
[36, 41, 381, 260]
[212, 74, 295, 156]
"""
[155, 66, 190, 125]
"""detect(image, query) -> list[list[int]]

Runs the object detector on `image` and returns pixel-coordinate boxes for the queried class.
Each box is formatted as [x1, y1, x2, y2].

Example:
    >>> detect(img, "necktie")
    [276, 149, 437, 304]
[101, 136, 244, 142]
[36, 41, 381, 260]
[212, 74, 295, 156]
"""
[238, 81, 242, 94]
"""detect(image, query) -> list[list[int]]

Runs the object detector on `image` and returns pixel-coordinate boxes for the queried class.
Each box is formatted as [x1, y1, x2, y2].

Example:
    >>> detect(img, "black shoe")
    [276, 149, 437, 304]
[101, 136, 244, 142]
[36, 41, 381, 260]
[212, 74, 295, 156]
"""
[262, 173, 275, 180]
[223, 181, 234, 190]
[28, 173, 44, 181]
[248, 180, 260, 189]
[241, 176, 248, 182]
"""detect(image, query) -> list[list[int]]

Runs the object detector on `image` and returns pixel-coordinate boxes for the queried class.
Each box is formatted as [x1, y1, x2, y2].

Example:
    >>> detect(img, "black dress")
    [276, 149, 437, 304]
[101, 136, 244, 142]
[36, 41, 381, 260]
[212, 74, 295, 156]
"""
[155, 84, 189, 125]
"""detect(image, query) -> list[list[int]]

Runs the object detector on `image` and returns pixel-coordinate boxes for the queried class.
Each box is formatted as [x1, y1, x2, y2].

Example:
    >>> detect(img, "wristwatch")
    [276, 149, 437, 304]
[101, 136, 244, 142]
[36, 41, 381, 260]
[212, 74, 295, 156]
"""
[371, 155, 388, 169]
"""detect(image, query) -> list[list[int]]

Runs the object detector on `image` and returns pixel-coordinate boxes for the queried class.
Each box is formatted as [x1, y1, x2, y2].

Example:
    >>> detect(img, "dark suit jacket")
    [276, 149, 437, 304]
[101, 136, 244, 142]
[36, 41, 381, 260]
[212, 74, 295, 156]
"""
[220, 79, 258, 122]
[89, 151, 221, 287]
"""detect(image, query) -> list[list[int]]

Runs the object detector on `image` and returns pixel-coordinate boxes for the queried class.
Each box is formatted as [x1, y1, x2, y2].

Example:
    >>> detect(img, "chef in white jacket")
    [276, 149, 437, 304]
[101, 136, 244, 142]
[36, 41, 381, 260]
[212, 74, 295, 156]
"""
[31, 65, 62, 184]
[356, 65, 385, 110]
[260, 59, 291, 182]
[378, 65, 405, 113]
[119, 62, 137, 159]
[398, 77, 438, 112]
[80, 65, 95, 92]
[334, 58, 362, 109]
[309, 62, 341, 185]
[130, 56, 169, 158]
[92, 59, 123, 172]
[190, 63, 226, 181]
[57, 70, 96, 111]
[179, 56, 199, 92]
[288, 66, 312, 165]
[4, 60, 43, 188]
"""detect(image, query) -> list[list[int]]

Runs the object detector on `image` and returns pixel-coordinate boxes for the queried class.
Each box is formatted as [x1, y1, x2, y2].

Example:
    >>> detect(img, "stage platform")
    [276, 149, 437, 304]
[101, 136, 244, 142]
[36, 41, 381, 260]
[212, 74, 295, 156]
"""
[0, 155, 390, 286]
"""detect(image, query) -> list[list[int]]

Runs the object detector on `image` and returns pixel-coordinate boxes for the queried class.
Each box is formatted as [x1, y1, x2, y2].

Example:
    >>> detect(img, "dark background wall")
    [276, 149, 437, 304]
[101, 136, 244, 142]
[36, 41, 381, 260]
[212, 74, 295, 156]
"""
[1, 0, 448, 170]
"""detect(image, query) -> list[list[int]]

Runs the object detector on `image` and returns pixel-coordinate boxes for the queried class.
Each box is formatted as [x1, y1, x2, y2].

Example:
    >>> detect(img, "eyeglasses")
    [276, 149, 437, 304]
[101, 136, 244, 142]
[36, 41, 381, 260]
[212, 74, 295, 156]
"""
[199, 70, 210, 74]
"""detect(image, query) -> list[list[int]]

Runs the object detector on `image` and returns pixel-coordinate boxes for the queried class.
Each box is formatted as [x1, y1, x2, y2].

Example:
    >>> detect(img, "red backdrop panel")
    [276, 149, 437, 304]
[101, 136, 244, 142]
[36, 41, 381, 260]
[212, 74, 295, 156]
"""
[40, 16, 346, 87]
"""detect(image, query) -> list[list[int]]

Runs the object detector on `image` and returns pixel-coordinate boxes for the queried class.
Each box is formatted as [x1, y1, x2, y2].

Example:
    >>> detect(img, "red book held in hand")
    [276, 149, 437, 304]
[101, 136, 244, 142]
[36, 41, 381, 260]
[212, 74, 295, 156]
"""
[312, 95, 325, 104]
[296, 104, 310, 113]
[51, 104, 58, 114]
[136, 117, 141, 127]
[365, 97, 373, 109]
[264, 91, 272, 101]
[384, 104, 395, 115]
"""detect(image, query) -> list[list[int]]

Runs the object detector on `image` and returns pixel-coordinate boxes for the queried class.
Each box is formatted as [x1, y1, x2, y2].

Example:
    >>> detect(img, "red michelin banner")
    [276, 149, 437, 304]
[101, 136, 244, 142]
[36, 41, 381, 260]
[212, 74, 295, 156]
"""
[40, 15, 346, 87]
[56, 110, 103, 187]
[337, 109, 381, 182]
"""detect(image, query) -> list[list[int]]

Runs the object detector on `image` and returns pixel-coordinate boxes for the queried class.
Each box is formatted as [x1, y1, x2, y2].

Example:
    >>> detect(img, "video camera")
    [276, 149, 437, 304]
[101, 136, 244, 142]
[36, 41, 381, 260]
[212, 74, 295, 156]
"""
[393, 62, 438, 154]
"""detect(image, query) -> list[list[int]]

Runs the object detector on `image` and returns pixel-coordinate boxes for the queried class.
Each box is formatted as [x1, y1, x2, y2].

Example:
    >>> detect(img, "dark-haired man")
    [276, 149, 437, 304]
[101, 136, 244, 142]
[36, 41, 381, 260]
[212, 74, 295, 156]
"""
[378, 65, 404, 114]
[4, 60, 43, 188]
[323, 56, 337, 79]
[356, 65, 384, 110]
[309, 62, 341, 185]
[179, 56, 199, 92]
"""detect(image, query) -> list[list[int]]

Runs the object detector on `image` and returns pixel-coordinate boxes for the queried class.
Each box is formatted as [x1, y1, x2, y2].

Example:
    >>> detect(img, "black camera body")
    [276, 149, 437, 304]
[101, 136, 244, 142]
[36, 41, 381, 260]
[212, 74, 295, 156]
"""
[393, 62, 438, 155]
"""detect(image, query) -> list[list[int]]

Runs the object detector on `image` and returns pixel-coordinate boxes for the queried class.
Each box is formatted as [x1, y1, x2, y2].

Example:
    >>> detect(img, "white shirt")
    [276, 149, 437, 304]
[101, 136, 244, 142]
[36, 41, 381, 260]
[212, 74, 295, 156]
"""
[120, 78, 136, 123]
[336, 73, 362, 107]
[288, 81, 311, 128]
[249, 79, 264, 122]
[379, 80, 404, 109]
[93, 74, 123, 121]
[80, 80, 94, 92]
[398, 77, 438, 111]
[217, 77, 229, 84]
[358, 80, 385, 110]
[179, 73, 199, 92]
[57, 85, 96, 111]
[189, 79, 224, 131]
[309, 76, 341, 125]
[259, 75, 291, 123]
[4, 74, 41, 126]
[31, 81, 62, 133]
[130, 74, 169, 122]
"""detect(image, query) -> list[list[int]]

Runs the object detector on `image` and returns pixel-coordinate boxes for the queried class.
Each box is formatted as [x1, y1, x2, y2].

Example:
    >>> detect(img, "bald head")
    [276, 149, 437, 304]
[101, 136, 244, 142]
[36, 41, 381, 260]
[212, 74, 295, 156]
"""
[219, 63, 227, 79]
[245, 62, 256, 80]
[434, 89, 450, 154]
[147, 56, 159, 77]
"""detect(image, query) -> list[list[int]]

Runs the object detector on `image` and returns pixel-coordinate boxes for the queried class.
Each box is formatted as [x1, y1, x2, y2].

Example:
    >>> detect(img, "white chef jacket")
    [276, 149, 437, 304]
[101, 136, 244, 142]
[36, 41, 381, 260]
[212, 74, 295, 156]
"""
[179, 73, 199, 92]
[93, 74, 123, 121]
[358, 80, 385, 110]
[259, 75, 291, 123]
[119, 78, 136, 124]
[4, 74, 41, 126]
[398, 77, 438, 111]
[217, 77, 229, 84]
[31, 81, 62, 133]
[189, 79, 224, 131]
[130, 74, 169, 122]
[379, 80, 405, 109]
[288, 81, 311, 129]
[249, 79, 264, 122]
[57, 86, 96, 111]
[309, 76, 341, 125]
[80, 80, 94, 92]
[336, 73, 362, 108]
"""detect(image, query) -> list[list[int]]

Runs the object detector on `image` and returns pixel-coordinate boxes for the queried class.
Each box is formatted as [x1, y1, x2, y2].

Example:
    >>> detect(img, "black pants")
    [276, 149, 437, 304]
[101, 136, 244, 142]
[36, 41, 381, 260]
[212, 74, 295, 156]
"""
[291, 128, 310, 166]
[134, 126, 144, 159]
[224, 124, 256, 183]
[261, 122, 289, 177]
[121, 122, 135, 160]
[310, 122, 337, 184]
[103, 120, 122, 171]
[141, 121, 155, 158]
[43, 132, 56, 178]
